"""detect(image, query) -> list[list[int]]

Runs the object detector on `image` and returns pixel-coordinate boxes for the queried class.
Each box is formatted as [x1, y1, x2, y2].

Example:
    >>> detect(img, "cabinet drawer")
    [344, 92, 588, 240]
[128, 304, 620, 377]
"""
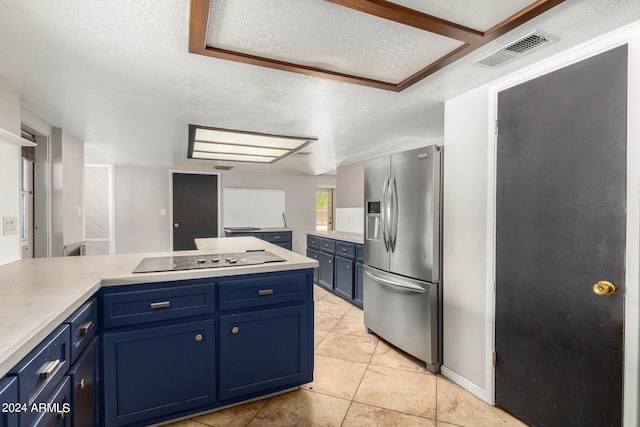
[0, 377, 18, 427]
[262, 232, 291, 243]
[65, 298, 97, 364]
[336, 241, 355, 259]
[318, 238, 335, 254]
[356, 244, 364, 262]
[306, 235, 319, 249]
[102, 284, 215, 328]
[10, 325, 70, 425]
[29, 376, 71, 427]
[218, 271, 309, 311]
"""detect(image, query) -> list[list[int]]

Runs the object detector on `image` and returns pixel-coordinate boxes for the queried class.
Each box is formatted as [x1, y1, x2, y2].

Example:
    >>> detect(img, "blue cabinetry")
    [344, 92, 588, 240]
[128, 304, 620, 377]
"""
[334, 256, 354, 300]
[67, 338, 98, 427]
[224, 230, 293, 250]
[2, 300, 98, 427]
[102, 320, 217, 426]
[308, 234, 363, 308]
[29, 377, 71, 427]
[318, 251, 334, 290]
[219, 305, 310, 400]
[99, 269, 313, 426]
[306, 248, 319, 283]
[0, 377, 18, 427]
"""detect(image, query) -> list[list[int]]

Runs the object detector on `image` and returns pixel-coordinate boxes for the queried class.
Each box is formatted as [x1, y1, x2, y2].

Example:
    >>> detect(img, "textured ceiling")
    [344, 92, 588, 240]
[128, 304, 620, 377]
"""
[206, 0, 464, 83]
[0, 0, 639, 175]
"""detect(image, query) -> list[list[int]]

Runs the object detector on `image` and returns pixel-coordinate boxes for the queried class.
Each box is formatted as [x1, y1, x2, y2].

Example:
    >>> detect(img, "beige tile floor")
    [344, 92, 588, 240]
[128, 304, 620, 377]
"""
[167, 285, 527, 427]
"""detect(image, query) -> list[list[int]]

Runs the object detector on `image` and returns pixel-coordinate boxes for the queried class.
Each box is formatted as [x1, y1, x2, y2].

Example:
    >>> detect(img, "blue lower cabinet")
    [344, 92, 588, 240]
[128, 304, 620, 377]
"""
[334, 257, 354, 300]
[0, 377, 18, 427]
[354, 262, 364, 308]
[219, 305, 311, 401]
[67, 338, 98, 427]
[306, 249, 319, 284]
[29, 376, 71, 427]
[102, 320, 217, 426]
[318, 252, 334, 290]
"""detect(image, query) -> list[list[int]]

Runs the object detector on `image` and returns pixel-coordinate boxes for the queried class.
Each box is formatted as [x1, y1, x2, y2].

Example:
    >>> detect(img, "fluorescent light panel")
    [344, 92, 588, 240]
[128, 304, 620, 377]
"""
[189, 125, 315, 164]
[193, 141, 288, 157]
[191, 151, 276, 163]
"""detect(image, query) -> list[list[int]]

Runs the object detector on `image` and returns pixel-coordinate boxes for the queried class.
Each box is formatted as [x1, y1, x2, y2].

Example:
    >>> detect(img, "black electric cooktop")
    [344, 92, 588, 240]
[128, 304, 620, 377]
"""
[132, 250, 286, 274]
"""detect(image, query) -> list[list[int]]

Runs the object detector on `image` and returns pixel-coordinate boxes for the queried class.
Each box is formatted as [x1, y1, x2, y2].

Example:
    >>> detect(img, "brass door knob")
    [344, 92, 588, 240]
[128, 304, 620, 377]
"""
[174, 223, 180, 228]
[592, 281, 617, 296]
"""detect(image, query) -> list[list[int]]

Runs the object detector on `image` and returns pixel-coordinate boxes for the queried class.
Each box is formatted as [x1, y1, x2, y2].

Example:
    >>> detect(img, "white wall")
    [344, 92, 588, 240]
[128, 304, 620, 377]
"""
[222, 171, 316, 253]
[442, 85, 491, 398]
[50, 128, 85, 256]
[114, 165, 170, 254]
[113, 166, 317, 255]
[442, 22, 640, 426]
[0, 76, 22, 265]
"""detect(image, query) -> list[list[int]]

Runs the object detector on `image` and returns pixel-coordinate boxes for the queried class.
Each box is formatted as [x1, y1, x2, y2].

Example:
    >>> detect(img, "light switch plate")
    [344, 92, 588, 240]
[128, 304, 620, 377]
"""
[3, 216, 17, 236]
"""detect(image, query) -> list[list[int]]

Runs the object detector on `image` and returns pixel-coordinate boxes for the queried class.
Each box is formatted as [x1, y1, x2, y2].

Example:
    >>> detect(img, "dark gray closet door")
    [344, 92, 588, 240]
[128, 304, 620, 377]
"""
[495, 45, 627, 427]
[172, 173, 219, 250]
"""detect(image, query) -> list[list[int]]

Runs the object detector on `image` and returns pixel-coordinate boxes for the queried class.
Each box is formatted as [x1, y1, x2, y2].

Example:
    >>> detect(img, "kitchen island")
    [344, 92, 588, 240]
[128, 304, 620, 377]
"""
[0, 237, 317, 426]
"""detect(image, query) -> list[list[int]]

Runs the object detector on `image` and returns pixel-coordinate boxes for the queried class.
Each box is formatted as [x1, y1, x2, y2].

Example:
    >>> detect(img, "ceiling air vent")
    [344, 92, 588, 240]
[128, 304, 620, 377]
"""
[214, 165, 233, 171]
[474, 31, 558, 68]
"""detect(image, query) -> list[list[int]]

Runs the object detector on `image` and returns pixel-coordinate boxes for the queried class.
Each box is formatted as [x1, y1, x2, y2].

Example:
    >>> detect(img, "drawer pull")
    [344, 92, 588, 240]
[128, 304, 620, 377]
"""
[232, 326, 239, 334]
[80, 321, 94, 335]
[39, 359, 61, 380]
[150, 301, 171, 310]
[258, 289, 274, 296]
[195, 334, 203, 342]
[274, 236, 281, 239]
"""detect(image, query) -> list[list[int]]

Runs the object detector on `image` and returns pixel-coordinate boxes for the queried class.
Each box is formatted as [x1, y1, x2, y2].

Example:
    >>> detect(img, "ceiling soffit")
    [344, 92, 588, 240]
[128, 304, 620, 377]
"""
[189, 0, 565, 92]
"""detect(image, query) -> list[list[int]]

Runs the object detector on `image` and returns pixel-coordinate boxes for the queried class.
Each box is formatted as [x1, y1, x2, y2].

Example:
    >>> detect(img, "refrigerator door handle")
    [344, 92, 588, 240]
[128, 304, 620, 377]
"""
[381, 176, 390, 252]
[389, 174, 399, 252]
[365, 270, 426, 294]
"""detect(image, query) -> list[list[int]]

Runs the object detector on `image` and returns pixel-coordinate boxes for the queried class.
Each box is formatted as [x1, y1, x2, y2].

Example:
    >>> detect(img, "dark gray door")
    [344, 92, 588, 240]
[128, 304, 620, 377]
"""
[172, 173, 219, 250]
[495, 45, 627, 427]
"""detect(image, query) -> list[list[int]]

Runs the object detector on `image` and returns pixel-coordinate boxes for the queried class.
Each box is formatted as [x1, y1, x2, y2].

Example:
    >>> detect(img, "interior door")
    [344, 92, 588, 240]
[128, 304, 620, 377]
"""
[172, 173, 219, 250]
[495, 45, 627, 426]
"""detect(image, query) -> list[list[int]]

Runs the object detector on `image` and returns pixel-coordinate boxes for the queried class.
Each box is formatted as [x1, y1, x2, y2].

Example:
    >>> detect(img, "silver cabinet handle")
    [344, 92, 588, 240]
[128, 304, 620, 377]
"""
[79, 379, 86, 389]
[274, 236, 281, 239]
[328, 259, 332, 264]
[80, 321, 93, 335]
[150, 301, 170, 310]
[39, 359, 61, 380]
[258, 289, 274, 296]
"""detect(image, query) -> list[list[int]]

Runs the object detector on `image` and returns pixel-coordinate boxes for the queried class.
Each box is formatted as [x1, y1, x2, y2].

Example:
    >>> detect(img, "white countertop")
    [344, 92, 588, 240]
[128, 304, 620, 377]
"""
[0, 237, 316, 378]
[306, 230, 364, 244]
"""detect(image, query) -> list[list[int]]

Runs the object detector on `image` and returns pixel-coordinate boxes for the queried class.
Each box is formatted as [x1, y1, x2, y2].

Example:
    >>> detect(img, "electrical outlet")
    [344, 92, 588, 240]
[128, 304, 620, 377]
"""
[3, 216, 18, 236]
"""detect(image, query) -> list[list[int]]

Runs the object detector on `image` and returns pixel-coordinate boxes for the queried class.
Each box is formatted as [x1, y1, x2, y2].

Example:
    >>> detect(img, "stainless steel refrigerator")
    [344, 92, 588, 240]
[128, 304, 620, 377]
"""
[364, 145, 443, 373]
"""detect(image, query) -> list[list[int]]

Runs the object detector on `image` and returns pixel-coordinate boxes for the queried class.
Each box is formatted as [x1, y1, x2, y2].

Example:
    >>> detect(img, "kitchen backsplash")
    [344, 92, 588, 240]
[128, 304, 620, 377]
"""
[335, 208, 364, 234]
